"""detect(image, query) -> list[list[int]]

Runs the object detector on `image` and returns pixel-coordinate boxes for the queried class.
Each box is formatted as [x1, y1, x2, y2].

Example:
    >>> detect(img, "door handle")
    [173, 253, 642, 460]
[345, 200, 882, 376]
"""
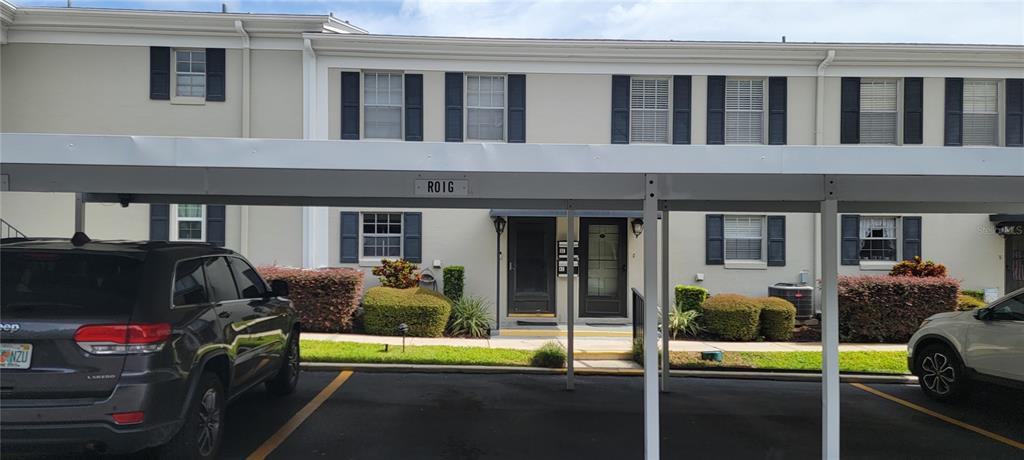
[218, 311, 231, 319]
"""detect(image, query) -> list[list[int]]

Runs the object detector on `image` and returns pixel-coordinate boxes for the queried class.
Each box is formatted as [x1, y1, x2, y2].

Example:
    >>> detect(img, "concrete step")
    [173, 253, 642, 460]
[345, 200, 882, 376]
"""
[494, 324, 633, 338]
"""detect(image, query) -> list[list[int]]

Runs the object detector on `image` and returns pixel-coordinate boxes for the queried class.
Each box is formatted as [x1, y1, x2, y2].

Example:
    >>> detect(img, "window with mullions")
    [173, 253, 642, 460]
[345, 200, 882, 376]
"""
[859, 79, 898, 144]
[364, 72, 403, 139]
[630, 77, 670, 143]
[175, 204, 204, 241]
[175, 50, 206, 97]
[362, 213, 402, 258]
[859, 216, 897, 261]
[725, 78, 764, 144]
[724, 215, 764, 261]
[963, 80, 998, 146]
[466, 75, 505, 141]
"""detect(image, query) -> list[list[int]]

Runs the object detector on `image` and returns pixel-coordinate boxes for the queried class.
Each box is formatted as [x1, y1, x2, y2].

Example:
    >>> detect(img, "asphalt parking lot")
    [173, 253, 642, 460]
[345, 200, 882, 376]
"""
[5, 371, 1022, 459]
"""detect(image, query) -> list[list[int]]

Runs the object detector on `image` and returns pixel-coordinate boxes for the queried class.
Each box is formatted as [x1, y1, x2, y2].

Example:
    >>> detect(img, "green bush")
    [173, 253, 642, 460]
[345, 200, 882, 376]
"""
[961, 289, 985, 302]
[371, 259, 420, 288]
[675, 285, 709, 312]
[838, 275, 959, 343]
[531, 341, 566, 368]
[447, 296, 492, 338]
[957, 294, 986, 311]
[362, 287, 452, 337]
[443, 265, 465, 301]
[758, 297, 797, 341]
[668, 307, 703, 339]
[700, 294, 761, 341]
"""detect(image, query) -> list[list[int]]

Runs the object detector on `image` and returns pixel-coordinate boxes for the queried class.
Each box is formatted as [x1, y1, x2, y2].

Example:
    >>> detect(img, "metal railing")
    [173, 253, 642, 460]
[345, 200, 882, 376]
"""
[632, 288, 644, 343]
[1, 219, 27, 239]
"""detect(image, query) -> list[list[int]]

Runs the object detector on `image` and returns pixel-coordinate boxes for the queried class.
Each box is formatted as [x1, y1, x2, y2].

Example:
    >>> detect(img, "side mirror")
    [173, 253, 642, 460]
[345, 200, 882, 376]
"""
[270, 279, 289, 298]
[973, 308, 990, 321]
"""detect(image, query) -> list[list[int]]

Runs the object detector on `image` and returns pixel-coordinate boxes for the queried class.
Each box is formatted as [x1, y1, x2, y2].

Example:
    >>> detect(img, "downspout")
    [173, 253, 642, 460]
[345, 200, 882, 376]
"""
[235, 20, 251, 256]
[813, 50, 835, 312]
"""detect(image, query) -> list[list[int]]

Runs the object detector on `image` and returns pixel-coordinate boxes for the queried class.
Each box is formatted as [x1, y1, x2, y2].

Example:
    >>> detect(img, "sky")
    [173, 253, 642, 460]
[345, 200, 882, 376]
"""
[14, 0, 1024, 45]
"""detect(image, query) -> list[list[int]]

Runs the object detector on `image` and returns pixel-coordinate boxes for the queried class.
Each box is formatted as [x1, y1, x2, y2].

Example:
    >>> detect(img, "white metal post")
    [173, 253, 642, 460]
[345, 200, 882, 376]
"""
[566, 205, 575, 391]
[660, 204, 670, 392]
[74, 192, 85, 233]
[642, 174, 660, 459]
[820, 198, 840, 460]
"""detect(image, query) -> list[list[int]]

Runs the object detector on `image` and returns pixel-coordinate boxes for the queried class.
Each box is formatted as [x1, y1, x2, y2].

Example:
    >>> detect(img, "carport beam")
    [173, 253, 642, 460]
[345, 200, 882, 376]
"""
[661, 204, 670, 392]
[642, 175, 660, 459]
[74, 192, 85, 233]
[566, 206, 575, 391]
[821, 198, 840, 460]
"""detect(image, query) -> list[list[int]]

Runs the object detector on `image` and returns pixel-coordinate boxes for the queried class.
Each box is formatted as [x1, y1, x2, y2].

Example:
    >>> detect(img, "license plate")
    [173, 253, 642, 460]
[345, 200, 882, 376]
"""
[0, 343, 32, 369]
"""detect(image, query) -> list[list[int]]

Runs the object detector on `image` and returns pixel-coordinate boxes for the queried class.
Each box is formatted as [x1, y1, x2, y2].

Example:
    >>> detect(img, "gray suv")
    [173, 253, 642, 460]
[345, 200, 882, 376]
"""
[0, 236, 300, 458]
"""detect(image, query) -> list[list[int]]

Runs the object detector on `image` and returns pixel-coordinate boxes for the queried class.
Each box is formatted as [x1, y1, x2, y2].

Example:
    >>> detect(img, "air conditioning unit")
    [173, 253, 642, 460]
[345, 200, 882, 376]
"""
[768, 283, 815, 320]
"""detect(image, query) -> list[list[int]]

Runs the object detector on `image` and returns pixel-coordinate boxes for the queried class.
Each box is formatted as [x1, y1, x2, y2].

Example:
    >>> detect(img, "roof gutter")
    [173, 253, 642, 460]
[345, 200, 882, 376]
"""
[815, 49, 836, 145]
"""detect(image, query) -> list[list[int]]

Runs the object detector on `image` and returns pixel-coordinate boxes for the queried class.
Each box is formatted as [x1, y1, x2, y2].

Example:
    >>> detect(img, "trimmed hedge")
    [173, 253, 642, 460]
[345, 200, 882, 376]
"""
[675, 285, 709, 312]
[363, 287, 453, 337]
[258, 266, 364, 333]
[700, 294, 761, 341]
[443, 265, 465, 301]
[758, 297, 797, 341]
[957, 294, 986, 311]
[961, 289, 985, 302]
[838, 275, 959, 343]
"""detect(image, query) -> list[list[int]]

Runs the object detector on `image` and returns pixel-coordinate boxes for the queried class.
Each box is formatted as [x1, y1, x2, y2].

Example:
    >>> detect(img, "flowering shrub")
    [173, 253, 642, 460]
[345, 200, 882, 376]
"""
[371, 259, 420, 288]
[838, 275, 958, 343]
[889, 257, 948, 278]
[258, 266, 364, 333]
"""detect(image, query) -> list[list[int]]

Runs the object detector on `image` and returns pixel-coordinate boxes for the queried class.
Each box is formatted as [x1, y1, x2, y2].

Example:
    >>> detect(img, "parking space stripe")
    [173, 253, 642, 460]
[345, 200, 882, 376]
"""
[850, 383, 1024, 451]
[246, 371, 354, 460]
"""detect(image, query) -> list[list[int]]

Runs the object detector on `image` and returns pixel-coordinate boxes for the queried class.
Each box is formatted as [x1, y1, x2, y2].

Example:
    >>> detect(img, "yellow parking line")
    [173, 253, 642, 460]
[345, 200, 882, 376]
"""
[247, 371, 354, 460]
[850, 382, 1024, 451]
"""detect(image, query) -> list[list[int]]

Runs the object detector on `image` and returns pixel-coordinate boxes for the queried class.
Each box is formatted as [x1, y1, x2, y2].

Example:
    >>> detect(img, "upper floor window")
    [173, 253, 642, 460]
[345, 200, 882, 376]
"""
[173, 204, 205, 242]
[364, 72, 403, 139]
[859, 79, 898, 144]
[467, 75, 505, 141]
[963, 80, 998, 146]
[725, 78, 765, 144]
[630, 77, 670, 143]
[362, 212, 403, 258]
[175, 50, 206, 98]
[724, 215, 764, 261]
[859, 216, 897, 261]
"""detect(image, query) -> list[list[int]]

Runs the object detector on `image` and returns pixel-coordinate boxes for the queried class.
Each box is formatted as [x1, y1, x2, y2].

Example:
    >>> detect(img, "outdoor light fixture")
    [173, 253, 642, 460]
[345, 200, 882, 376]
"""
[492, 216, 507, 235]
[398, 323, 409, 352]
[491, 216, 506, 333]
[631, 218, 644, 238]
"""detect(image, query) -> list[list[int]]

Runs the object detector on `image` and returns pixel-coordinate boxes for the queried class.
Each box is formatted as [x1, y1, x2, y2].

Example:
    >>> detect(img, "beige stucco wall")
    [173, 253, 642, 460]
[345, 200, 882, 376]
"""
[691, 75, 707, 145]
[251, 49, 303, 140]
[526, 74, 610, 144]
[787, 77, 816, 145]
[422, 71, 446, 142]
[821, 76, 843, 145]
[922, 77, 946, 146]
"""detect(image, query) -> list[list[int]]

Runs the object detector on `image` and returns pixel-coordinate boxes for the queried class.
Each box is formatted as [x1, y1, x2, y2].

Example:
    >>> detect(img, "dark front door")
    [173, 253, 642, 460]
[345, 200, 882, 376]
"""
[508, 218, 556, 314]
[580, 218, 628, 317]
[1008, 234, 1024, 293]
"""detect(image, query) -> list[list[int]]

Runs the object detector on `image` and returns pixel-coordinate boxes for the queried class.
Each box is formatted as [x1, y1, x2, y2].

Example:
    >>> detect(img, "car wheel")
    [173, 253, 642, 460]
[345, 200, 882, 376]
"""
[916, 344, 967, 402]
[155, 372, 225, 460]
[266, 330, 300, 396]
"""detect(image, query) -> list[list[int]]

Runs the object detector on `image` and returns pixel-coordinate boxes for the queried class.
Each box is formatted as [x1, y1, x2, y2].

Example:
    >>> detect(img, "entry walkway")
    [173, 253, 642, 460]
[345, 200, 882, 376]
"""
[301, 332, 906, 353]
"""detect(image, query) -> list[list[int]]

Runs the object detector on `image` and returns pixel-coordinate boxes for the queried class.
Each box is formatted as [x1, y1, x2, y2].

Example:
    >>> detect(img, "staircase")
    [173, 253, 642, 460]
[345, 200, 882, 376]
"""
[1, 219, 27, 239]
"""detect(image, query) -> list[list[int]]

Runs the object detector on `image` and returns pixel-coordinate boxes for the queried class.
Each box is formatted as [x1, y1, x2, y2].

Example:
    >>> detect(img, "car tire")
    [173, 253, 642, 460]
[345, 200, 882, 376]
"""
[266, 329, 300, 396]
[916, 343, 968, 402]
[155, 372, 225, 460]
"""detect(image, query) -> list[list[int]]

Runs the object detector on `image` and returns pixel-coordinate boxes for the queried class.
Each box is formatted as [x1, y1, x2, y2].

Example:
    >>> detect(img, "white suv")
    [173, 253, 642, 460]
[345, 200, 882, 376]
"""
[907, 288, 1024, 401]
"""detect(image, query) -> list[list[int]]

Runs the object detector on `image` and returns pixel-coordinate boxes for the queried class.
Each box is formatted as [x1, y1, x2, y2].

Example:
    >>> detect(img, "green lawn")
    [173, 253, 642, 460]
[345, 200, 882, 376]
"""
[669, 351, 909, 374]
[301, 340, 535, 367]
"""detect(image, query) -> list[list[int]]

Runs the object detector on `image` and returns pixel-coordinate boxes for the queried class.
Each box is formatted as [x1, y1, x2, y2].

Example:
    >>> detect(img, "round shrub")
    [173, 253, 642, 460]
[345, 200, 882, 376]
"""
[674, 285, 709, 312]
[442, 265, 465, 301]
[362, 287, 452, 337]
[530, 341, 566, 368]
[757, 297, 796, 341]
[700, 294, 761, 341]
[956, 294, 986, 311]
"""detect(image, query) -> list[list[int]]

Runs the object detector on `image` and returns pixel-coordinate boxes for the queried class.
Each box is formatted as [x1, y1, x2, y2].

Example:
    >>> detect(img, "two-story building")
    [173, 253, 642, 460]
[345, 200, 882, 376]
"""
[2, 3, 1022, 333]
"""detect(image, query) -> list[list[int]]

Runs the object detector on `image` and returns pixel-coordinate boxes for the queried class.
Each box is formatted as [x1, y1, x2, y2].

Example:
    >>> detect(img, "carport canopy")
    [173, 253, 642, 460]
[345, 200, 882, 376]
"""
[3, 132, 1023, 460]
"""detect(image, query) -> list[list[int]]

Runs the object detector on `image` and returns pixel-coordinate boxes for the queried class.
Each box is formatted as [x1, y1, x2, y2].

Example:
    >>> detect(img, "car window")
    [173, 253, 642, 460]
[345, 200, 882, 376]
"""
[173, 258, 208, 306]
[228, 257, 267, 299]
[204, 257, 239, 302]
[2, 251, 143, 314]
[989, 294, 1024, 321]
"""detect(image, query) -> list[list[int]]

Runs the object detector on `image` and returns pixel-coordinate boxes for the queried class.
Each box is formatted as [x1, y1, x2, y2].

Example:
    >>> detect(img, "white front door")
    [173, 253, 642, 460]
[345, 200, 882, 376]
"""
[964, 292, 1024, 381]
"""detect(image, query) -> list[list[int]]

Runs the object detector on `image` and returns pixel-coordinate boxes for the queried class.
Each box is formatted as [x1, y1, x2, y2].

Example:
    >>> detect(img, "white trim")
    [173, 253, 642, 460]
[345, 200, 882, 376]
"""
[357, 211, 404, 263]
[172, 48, 207, 102]
[362, 70, 405, 140]
[859, 260, 897, 271]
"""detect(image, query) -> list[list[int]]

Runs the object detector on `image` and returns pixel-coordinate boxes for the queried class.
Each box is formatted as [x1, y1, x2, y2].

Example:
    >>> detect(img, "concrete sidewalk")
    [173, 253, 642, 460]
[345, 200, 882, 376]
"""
[302, 332, 906, 353]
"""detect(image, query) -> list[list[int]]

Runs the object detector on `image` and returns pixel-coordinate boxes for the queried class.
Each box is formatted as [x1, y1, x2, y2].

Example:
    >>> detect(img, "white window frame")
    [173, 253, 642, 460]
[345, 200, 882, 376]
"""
[362, 71, 404, 140]
[724, 77, 767, 145]
[171, 49, 206, 105]
[465, 74, 507, 142]
[858, 216, 900, 267]
[171, 204, 205, 242]
[962, 79, 999, 147]
[723, 214, 767, 268]
[358, 212, 404, 262]
[629, 76, 672, 144]
[858, 78, 900, 145]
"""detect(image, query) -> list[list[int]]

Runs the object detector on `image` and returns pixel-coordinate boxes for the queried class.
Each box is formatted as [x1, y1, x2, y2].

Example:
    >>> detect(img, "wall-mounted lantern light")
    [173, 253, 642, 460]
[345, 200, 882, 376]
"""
[631, 218, 644, 238]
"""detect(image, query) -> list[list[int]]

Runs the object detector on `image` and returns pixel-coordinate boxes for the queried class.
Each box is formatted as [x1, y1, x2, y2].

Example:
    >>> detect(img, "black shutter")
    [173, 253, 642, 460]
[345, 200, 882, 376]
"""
[706, 76, 726, 145]
[206, 205, 226, 247]
[405, 74, 424, 141]
[766, 215, 786, 267]
[944, 78, 964, 146]
[672, 75, 691, 144]
[205, 48, 226, 102]
[611, 75, 630, 144]
[768, 77, 787, 145]
[840, 77, 861, 144]
[841, 214, 860, 266]
[705, 214, 724, 265]
[403, 212, 423, 263]
[340, 212, 359, 263]
[341, 72, 360, 140]
[1006, 79, 1024, 147]
[445, 72, 464, 142]
[149, 47, 170, 100]
[507, 74, 526, 143]
[149, 204, 170, 240]
[903, 77, 923, 144]
[902, 216, 922, 261]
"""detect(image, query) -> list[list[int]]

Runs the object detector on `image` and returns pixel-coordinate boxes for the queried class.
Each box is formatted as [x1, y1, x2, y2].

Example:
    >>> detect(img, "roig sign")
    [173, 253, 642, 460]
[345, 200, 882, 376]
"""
[415, 179, 468, 197]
